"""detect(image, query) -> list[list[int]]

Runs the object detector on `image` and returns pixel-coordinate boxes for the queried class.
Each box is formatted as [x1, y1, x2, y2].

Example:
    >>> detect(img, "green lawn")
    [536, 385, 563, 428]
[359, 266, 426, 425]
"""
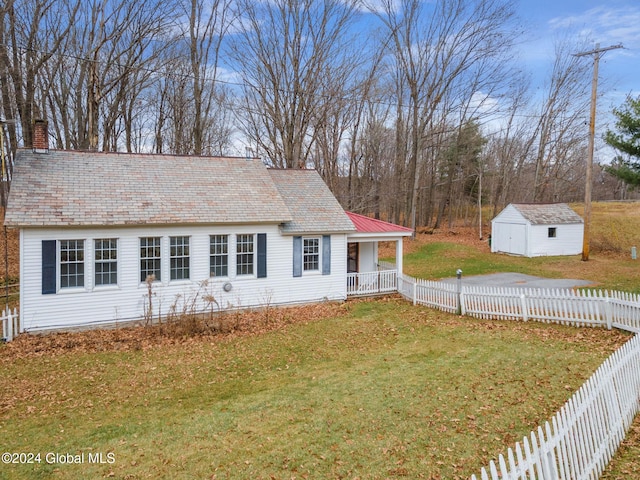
[399, 239, 640, 294]
[0, 299, 630, 479]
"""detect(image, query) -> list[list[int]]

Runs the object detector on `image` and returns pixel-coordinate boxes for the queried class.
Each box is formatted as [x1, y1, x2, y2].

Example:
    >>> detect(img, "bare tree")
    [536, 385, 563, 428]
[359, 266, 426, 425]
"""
[230, 0, 360, 168]
[33, 0, 177, 152]
[0, 0, 80, 151]
[529, 39, 591, 202]
[182, 0, 235, 155]
[370, 0, 519, 230]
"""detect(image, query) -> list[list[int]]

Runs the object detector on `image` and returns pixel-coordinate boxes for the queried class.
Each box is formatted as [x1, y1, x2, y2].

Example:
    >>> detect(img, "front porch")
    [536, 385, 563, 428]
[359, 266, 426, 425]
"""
[347, 264, 398, 297]
[344, 212, 413, 297]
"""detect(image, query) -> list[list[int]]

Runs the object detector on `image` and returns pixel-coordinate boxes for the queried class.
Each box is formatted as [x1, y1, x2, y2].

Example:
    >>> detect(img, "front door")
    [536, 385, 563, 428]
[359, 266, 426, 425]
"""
[347, 242, 358, 273]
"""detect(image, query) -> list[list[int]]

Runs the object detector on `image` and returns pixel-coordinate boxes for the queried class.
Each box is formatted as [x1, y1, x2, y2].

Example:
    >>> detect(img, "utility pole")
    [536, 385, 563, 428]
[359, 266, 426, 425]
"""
[573, 43, 623, 261]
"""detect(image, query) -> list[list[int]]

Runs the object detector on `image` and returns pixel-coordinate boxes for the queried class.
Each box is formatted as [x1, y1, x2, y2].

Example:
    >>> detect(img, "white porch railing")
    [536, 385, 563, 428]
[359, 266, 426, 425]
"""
[347, 270, 397, 296]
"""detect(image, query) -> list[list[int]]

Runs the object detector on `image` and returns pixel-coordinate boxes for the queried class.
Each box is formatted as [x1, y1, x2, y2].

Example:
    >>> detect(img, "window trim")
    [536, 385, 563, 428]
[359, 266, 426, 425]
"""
[140, 236, 162, 283]
[59, 239, 85, 290]
[210, 234, 229, 278]
[302, 237, 321, 273]
[94, 238, 118, 288]
[548, 227, 557, 238]
[170, 236, 191, 282]
[236, 233, 255, 277]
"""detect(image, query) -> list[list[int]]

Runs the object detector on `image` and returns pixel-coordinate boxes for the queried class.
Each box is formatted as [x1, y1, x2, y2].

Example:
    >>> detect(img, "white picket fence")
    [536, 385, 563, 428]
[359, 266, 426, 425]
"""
[0, 308, 19, 342]
[391, 273, 640, 479]
[462, 286, 640, 333]
[471, 332, 640, 480]
[398, 275, 459, 312]
[397, 275, 640, 334]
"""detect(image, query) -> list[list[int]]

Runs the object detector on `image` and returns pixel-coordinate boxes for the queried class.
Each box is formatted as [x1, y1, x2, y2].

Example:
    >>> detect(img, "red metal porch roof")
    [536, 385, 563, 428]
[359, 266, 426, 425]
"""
[346, 211, 413, 234]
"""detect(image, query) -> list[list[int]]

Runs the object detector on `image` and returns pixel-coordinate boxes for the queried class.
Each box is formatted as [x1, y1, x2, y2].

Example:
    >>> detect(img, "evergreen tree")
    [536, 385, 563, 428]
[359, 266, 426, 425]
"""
[604, 95, 640, 186]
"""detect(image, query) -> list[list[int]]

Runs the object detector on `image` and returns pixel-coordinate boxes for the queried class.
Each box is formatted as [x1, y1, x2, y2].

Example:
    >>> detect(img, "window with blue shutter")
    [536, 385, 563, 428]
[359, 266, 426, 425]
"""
[257, 233, 267, 278]
[322, 235, 331, 275]
[293, 236, 302, 277]
[293, 235, 331, 277]
[42, 240, 57, 294]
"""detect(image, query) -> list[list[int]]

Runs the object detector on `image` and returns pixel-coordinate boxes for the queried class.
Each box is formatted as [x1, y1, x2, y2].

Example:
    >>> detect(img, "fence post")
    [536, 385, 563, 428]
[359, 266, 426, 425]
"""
[605, 293, 613, 330]
[460, 289, 466, 315]
[7, 308, 13, 342]
[412, 279, 417, 306]
[456, 269, 462, 315]
[520, 293, 528, 322]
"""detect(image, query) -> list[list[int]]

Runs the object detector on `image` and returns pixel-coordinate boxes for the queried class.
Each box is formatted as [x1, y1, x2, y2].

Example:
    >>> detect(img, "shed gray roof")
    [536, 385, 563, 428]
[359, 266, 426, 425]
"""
[5, 149, 298, 227]
[268, 169, 356, 234]
[511, 203, 584, 225]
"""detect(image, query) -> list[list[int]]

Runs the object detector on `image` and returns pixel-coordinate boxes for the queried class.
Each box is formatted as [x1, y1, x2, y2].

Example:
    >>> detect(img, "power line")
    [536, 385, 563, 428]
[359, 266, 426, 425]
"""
[573, 43, 624, 262]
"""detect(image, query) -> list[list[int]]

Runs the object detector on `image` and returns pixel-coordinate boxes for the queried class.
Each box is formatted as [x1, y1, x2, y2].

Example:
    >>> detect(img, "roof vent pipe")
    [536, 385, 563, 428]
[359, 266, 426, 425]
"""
[32, 119, 49, 154]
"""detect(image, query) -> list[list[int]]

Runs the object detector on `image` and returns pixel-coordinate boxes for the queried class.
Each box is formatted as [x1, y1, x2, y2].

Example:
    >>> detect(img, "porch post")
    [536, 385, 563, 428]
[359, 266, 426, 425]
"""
[396, 238, 403, 277]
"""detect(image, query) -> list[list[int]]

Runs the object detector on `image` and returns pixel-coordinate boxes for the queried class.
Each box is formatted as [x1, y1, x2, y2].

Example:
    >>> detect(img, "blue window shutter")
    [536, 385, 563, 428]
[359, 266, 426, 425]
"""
[293, 236, 302, 277]
[322, 235, 331, 275]
[42, 240, 56, 294]
[257, 233, 267, 278]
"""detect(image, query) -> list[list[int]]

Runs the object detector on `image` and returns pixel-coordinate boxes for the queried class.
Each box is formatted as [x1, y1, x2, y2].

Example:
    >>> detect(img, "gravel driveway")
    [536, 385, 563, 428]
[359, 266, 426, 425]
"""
[441, 272, 594, 289]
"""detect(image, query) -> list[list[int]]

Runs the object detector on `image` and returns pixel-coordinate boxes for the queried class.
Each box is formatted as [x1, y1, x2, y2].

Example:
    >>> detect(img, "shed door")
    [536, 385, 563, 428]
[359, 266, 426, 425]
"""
[506, 223, 526, 255]
[494, 222, 526, 255]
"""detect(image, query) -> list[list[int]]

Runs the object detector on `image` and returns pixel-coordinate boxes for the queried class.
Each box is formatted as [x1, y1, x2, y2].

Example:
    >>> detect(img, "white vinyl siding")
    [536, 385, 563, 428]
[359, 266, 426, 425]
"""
[19, 226, 348, 332]
[529, 224, 583, 257]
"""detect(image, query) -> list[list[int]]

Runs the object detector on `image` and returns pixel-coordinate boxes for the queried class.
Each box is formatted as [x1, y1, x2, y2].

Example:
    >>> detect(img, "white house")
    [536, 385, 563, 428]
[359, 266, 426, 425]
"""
[5, 123, 411, 333]
[491, 203, 584, 257]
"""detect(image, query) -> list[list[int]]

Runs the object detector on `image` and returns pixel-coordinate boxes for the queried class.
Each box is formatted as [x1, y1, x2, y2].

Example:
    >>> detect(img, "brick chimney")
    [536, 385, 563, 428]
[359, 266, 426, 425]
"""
[33, 119, 49, 153]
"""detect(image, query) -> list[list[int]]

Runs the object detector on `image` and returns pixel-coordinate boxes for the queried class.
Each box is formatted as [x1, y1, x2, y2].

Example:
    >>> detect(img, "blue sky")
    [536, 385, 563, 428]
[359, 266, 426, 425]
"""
[516, 0, 640, 108]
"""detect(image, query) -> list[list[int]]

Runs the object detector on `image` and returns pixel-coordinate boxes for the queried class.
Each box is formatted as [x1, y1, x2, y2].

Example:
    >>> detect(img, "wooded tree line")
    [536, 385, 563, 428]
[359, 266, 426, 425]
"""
[0, 0, 634, 229]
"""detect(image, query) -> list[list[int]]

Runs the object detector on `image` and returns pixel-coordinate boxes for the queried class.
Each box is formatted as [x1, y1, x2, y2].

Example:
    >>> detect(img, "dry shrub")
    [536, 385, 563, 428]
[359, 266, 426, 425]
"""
[0, 301, 348, 359]
[591, 235, 626, 256]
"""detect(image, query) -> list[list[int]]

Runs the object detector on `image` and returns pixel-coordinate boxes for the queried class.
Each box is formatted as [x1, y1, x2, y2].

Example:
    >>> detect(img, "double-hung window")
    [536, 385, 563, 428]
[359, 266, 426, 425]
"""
[170, 236, 190, 281]
[60, 240, 85, 288]
[303, 238, 320, 272]
[210, 235, 228, 277]
[293, 235, 330, 278]
[140, 237, 162, 282]
[94, 238, 118, 286]
[236, 234, 254, 276]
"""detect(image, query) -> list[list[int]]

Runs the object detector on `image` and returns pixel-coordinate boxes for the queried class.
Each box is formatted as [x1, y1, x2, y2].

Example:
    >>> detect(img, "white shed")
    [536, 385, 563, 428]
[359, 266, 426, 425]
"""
[491, 203, 584, 257]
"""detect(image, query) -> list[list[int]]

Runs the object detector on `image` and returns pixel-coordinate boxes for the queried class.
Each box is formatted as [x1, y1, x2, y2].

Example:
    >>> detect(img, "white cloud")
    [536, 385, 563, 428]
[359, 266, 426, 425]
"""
[548, 5, 640, 50]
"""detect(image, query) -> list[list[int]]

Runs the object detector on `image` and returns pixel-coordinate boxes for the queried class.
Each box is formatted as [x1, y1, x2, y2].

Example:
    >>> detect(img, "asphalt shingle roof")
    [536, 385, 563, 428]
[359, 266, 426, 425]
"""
[511, 203, 584, 225]
[268, 169, 356, 234]
[5, 149, 294, 227]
